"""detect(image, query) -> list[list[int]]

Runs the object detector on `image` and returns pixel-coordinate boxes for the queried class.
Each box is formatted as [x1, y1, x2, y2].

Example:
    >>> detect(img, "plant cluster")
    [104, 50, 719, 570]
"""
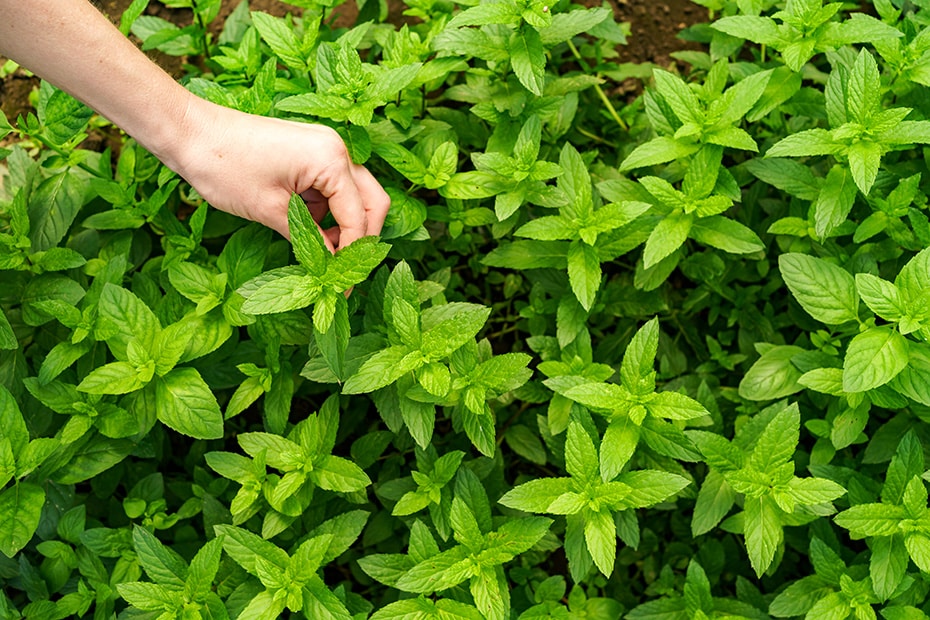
[4, 0, 930, 617]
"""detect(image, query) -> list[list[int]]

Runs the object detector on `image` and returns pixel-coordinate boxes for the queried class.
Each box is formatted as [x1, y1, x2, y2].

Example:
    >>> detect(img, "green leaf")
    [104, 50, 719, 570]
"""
[0, 483, 45, 558]
[567, 241, 600, 311]
[905, 533, 930, 572]
[132, 526, 187, 588]
[343, 346, 421, 394]
[744, 157, 822, 200]
[395, 546, 470, 593]
[0, 309, 16, 351]
[768, 576, 833, 617]
[647, 391, 709, 421]
[890, 346, 930, 407]
[510, 28, 545, 96]
[843, 327, 908, 393]
[27, 170, 87, 253]
[848, 141, 883, 195]
[744, 495, 783, 577]
[601, 419, 640, 480]
[483, 240, 569, 269]
[556, 380, 625, 413]
[621, 318, 658, 387]
[584, 509, 616, 576]
[217, 225, 272, 291]
[747, 67, 802, 123]
[856, 274, 904, 322]
[499, 478, 572, 513]
[99, 283, 160, 360]
[766, 129, 842, 158]
[155, 368, 224, 439]
[750, 405, 799, 472]
[0, 386, 30, 459]
[0, 110, 13, 142]
[778, 254, 859, 325]
[327, 237, 391, 291]
[447, 2, 520, 27]
[566, 421, 599, 482]
[503, 425, 546, 465]
[117, 582, 178, 611]
[644, 213, 692, 268]
[619, 470, 690, 508]
[739, 345, 805, 401]
[620, 137, 701, 171]
[711, 15, 782, 45]
[787, 477, 846, 505]
[371, 598, 484, 620]
[421, 303, 491, 359]
[692, 469, 736, 537]
[690, 217, 764, 254]
[240, 274, 319, 315]
[835, 503, 905, 537]
[871, 534, 908, 601]
[307, 510, 368, 565]
[312, 455, 371, 492]
[653, 69, 702, 126]
[214, 524, 288, 576]
[847, 50, 881, 124]
[251, 11, 309, 70]
[813, 165, 859, 239]
[78, 361, 148, 395]
[287, 193, 328, 275]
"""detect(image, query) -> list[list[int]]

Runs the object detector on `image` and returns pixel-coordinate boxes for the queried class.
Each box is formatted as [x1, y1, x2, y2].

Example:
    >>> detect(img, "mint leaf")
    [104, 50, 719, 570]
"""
[843, 327, 908, 393]
[644, 213, 692, 268]
[0, 483, 45, 558]
[132, 526, 187, 587]
[288, 193, 328, 276]
[567, 241, 600, 311]
[739, 345, 805, 401]
[155, 368, 224, 439]
[779, 254, 859, 325]
[510, 28, 545, 96]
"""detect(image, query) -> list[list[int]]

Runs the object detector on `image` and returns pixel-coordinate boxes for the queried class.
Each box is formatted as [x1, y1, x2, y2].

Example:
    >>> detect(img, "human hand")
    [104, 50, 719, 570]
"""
[165, 96, 390, 251]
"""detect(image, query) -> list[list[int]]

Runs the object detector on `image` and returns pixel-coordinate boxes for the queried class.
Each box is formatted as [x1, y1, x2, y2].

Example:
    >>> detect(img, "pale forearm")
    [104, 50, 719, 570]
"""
[0, 0, 195, 168]
[0, 0, 390, 245]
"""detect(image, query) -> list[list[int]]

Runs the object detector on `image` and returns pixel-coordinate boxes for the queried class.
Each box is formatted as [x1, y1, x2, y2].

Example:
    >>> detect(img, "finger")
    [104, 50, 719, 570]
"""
[261, 197, 291, 241]
[300, 187, 329, 224]
[322, 226, 340, 250]
[316, 161, 368, 251]
[351, 164, 391, 236]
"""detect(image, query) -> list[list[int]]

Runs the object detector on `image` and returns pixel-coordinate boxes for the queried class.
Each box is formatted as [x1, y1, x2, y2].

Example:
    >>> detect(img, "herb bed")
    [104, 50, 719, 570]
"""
[3, 0, 930, 618]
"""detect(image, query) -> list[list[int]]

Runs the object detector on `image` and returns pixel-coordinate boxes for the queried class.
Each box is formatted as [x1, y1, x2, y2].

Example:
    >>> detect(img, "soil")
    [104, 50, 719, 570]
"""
[0, 0, 705, 130]
[610, 0, 707, 66]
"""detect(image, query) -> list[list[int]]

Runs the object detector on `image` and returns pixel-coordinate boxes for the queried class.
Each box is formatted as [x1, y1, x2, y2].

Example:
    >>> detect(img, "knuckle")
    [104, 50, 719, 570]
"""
[315, 126, 349, 162]
[372, 186, 391, 213]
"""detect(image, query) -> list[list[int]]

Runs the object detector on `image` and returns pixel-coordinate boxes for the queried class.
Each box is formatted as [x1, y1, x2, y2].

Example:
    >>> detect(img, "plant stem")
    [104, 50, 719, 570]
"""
[566, 40, 628, 132]
[32, 132, 101, 177]
[575, 126, 618, 148]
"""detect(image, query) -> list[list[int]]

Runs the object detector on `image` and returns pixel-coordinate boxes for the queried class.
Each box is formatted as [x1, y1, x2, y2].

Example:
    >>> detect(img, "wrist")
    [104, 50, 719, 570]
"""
[127, 86, 204, 175]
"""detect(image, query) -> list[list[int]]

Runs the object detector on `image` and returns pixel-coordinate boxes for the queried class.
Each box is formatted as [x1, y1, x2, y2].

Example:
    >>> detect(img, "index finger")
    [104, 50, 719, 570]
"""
[351, 163, 391, 239]
[316, 160, 368, 251]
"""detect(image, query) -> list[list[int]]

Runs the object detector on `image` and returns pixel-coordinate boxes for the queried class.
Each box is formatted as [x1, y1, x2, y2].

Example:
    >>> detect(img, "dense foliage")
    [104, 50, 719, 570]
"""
[4, 0, 930, 617]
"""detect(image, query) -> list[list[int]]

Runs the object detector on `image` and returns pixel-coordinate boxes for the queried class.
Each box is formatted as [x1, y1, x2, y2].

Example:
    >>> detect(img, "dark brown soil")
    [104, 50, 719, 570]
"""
[1, 0, 705, 128]
[611, 0, 707, 66]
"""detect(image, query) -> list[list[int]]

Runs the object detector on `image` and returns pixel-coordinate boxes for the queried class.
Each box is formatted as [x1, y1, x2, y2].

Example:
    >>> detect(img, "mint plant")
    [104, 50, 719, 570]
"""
[688, 403, 846, 576]
[546, 318, 709, 477]
[9, 0, 930, 617]
[499, 420, 689, 579]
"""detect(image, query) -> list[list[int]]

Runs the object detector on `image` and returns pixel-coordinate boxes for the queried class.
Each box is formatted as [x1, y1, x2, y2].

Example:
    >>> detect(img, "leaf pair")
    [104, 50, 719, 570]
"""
[546, 318, 708, 475]
[689, 403, 846, 576]
[500, 420, 689, 579]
